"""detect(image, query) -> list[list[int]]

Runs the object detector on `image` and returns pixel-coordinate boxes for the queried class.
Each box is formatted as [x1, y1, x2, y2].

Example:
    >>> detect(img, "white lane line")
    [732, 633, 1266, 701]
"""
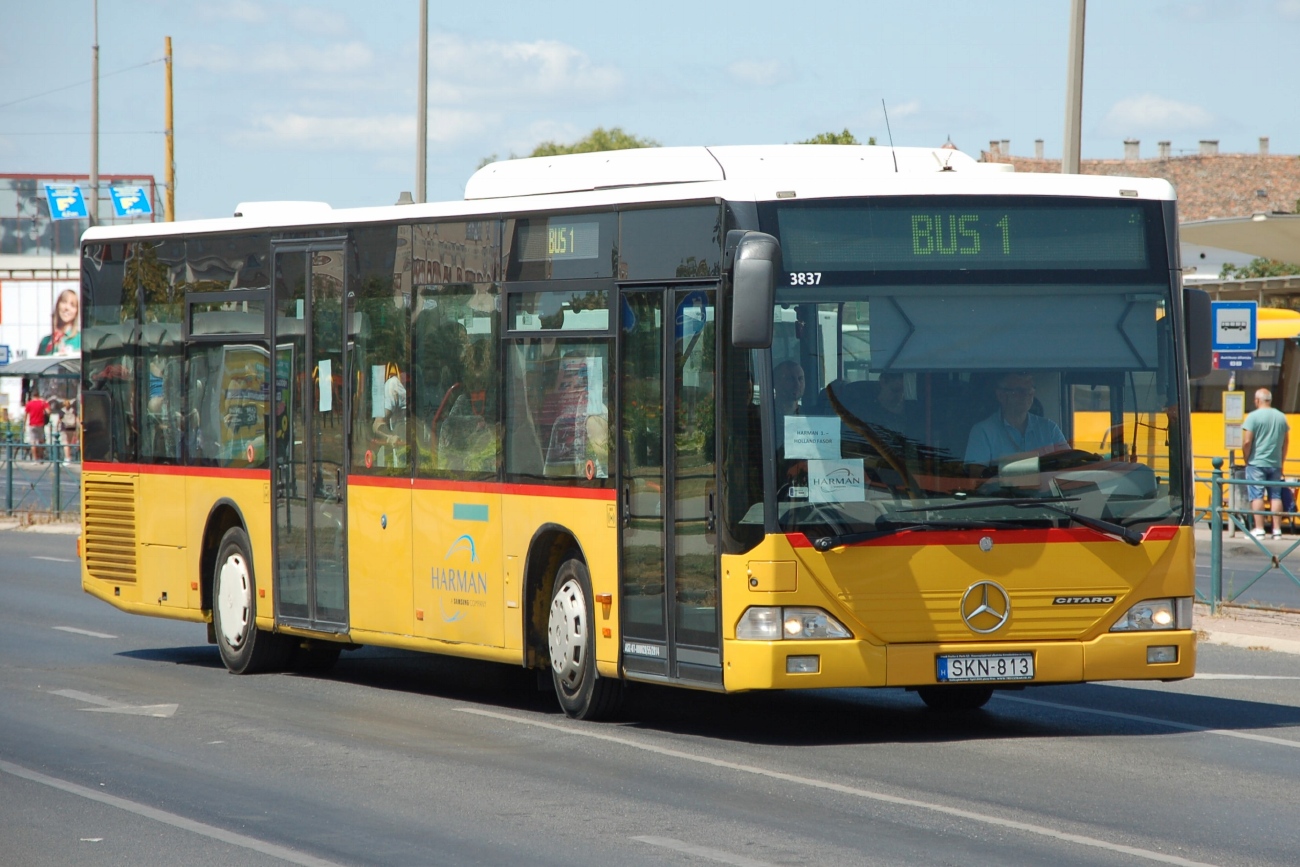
[633, 835, 775, 866]
[51, 689, 120, 707]
[33, 556, 76, 562]
[1194, 673, 1300, 680]
[996, 694, 1300, 750]
[50, 689, 177, 718]
[53, 626, 117, 639]
[457, 708, 1217, 867]
[0, 759, 349, 867]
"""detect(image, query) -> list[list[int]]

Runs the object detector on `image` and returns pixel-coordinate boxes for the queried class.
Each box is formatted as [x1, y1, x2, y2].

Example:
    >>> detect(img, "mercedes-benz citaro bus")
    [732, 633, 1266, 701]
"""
[78, 145, 1213, 719]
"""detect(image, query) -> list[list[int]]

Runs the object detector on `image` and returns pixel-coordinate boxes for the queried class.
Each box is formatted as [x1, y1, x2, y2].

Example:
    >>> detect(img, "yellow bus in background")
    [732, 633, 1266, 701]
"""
[79, 145, 1209, 718]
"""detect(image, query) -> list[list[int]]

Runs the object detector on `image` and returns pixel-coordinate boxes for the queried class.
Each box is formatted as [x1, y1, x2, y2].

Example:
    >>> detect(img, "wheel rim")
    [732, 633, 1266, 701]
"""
[216, 552, 252, 649]
[548, 576, 586, 690]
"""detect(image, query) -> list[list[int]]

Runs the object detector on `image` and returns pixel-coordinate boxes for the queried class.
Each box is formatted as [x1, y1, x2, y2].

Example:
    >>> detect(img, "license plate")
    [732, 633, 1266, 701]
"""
[937, 653, 1034, 682]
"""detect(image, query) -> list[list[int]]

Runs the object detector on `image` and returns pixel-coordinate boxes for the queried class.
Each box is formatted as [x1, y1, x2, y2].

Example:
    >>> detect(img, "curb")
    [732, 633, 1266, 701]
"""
[1199, 629, 1300, 656]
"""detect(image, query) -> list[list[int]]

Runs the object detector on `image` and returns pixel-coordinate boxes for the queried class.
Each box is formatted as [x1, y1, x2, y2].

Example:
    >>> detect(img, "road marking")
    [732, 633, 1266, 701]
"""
[1194, 673, 1300, 680]
[53, 626, 117, 639]
[0, 759, 348, 867]
[50, 689, 177, 718]
[33, 555, 76, 562]
[996, 694, 1300, 750]
[457, 708, 1217, 867]
[633, 836, 775, 866]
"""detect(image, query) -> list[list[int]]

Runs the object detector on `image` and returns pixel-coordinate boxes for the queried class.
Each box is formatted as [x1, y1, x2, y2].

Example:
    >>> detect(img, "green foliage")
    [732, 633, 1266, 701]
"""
[797, 129, 877, 146]
[1220, 257, 1300, 279]
[529, 127, 660, 157]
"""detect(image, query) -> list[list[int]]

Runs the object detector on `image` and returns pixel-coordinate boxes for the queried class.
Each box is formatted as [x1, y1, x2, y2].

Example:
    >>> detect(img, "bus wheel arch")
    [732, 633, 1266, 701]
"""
[202, 503, 292, 674]
[200, 500, 249, 616]
[522, 526, 580, 670]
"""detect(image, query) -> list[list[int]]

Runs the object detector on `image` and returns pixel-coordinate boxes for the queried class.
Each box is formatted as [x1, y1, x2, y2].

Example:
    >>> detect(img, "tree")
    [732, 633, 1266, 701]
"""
[1220, 258, 1300, 279]
[797, 129, 877, 146]
[528, 127, 659, 157]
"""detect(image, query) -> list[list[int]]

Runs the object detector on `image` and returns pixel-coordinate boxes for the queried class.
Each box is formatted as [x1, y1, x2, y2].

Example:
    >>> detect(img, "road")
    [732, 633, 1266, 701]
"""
[2, 529, 1299, 867]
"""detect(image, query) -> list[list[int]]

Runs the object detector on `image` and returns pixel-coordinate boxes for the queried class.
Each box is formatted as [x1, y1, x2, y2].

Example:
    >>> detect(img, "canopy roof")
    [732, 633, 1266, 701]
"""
[1181, 213, 1300, 263]
[0, 356, 80, 378]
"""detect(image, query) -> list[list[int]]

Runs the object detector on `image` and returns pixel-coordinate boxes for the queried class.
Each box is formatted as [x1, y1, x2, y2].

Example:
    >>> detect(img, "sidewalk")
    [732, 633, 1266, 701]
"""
[4, 519, 1297, 655]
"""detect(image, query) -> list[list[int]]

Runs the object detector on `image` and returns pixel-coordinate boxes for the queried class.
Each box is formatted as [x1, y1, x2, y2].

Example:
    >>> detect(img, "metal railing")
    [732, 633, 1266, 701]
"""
[1201, 456, 1300, 613]
[0, 431, 81, 519]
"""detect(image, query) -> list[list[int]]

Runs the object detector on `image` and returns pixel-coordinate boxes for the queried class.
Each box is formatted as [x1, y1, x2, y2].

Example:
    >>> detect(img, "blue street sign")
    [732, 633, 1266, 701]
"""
[44, 185, 89, 221]
[1210, 300, 1257, 352]
[109, 186, 153, 218]
[1214, 351, 1254, 370]
[0, 345, 10, 365]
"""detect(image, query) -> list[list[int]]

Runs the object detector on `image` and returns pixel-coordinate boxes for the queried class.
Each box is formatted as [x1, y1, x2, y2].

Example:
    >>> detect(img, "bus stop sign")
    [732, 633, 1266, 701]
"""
[1211, 301, 1257, 352]
[44, 185, 89, 221]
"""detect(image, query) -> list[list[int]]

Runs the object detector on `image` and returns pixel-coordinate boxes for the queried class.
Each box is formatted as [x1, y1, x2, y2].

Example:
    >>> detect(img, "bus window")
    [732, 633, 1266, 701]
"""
[506, 339, 611, 483]
[349, 225, 410, 474]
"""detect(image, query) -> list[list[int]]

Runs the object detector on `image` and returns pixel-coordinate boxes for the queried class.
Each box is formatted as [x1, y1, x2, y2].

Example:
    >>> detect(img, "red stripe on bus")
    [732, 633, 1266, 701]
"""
[348, 475, 616, 500]
[81, 462, 270, 480]
[785, 526, 1132, 548]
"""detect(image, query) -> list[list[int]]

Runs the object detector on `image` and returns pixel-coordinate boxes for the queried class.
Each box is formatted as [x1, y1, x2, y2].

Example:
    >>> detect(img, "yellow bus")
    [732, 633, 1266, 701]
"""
[79, 145, 1210, 717]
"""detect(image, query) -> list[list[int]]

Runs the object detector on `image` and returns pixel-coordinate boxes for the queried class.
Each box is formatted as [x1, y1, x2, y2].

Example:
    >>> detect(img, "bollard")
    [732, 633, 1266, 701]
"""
[1210, 457, 1224, 615]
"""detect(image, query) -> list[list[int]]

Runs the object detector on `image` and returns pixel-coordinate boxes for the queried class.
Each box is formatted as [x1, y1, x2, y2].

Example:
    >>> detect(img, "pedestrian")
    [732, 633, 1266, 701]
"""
[1242, 387, 1291, 539]
[60, 396, 78, 461]
[24, 391, 50, 461]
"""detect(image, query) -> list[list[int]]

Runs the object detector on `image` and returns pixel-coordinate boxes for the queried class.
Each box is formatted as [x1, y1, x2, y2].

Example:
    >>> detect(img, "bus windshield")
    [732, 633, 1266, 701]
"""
[757, 196, 1183, 542]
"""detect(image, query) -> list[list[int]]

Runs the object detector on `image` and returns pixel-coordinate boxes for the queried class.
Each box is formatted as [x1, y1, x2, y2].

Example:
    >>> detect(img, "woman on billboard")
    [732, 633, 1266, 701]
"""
[38, 289, 80, 356]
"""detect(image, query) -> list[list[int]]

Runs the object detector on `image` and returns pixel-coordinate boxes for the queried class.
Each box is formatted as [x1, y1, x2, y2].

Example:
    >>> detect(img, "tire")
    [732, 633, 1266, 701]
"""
[547, 555, 622, 720]
[916, 684, 995, 712]
[212, 527, 292, 674]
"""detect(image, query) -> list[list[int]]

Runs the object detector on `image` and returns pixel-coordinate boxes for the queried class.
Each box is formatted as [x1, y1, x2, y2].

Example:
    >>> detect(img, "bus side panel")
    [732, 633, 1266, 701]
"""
[501, 493, 619, 672]
[181, 475, 273, 625]
[412, 488, 505, 647]
[347, 481, 413, 637]
[137, 472, 190, 610]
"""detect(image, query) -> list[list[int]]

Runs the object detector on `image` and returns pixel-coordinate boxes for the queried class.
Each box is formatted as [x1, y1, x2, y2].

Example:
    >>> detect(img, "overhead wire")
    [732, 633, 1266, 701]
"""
[0, 58, 164, 111]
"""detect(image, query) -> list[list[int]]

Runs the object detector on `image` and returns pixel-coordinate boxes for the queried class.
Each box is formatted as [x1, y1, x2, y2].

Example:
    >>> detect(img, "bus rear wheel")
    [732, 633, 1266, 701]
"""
[916, 684, 994, 712]
[212, 527, 292, 674]
[547, 555, 622, 720]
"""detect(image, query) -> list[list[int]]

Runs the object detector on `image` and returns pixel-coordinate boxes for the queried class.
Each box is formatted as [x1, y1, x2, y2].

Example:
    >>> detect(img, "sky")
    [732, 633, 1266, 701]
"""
[2, 0, 1297, 221]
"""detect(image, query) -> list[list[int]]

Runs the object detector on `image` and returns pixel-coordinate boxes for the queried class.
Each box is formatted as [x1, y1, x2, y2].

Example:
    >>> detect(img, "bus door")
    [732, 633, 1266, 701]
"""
[271, 243, 349, 633]
[618, 285, 721, 685]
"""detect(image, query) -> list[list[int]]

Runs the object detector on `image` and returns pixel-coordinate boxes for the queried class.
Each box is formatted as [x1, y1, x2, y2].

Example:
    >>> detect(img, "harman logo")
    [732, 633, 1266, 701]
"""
[1053, 595, 1117, 605]
[433, 534, 489, 622]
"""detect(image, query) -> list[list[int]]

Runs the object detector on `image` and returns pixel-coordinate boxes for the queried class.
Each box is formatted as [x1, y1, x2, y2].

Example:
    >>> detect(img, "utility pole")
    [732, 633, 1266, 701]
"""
[1062, 0, 1085, 174]
[164, 36, 175, 221]
[416, 0, 428, 203]
[89, 0, 100, 224]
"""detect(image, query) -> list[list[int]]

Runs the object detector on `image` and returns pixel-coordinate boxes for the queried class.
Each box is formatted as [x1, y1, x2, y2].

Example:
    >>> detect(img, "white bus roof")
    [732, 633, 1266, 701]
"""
[82, 145, 1175, 243]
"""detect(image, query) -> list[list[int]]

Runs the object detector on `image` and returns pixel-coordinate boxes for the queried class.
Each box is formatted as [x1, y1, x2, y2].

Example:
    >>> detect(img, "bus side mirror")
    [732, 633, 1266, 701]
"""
[728, 231, 781, 349]
[1184, 287, 1212, 380]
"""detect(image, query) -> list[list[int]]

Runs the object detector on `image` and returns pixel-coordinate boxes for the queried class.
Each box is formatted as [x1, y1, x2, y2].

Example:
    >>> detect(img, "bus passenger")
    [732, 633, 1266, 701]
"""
[964, 372, 1066, 469]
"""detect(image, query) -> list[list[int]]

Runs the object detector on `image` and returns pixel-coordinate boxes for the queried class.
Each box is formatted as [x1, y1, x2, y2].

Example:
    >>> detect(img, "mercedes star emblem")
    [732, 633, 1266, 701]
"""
[961, 581, 1011, 633]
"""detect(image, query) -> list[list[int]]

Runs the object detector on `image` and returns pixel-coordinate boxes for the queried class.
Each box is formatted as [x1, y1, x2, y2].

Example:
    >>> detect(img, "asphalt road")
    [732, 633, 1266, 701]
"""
[2, 529, 1299, 867]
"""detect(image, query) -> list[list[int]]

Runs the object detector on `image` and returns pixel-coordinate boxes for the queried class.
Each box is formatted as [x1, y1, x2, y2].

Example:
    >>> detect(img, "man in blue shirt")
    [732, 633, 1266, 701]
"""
[964, 372, 1067, 469]
[1242, 387, 1290, 539]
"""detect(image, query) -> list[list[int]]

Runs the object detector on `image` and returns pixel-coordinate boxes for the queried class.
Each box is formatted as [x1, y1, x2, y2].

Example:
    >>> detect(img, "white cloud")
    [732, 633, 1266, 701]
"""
[231, 110, 492, 152]
[1100, 94, 1214, 135]
[426, 34, 622, 104]
[726, 60, 786, 88]
[287, 7, 352, 37]
[184, 41, 375, 76]
[196, 0, 267, 25]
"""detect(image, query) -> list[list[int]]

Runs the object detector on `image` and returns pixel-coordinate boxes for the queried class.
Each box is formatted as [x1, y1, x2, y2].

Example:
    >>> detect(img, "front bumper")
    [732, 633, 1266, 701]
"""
[721, 630, 1196, 692]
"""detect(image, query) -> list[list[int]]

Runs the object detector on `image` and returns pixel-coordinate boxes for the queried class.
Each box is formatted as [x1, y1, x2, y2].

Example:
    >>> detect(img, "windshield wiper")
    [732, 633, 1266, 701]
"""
[899, 497, 1141, 546]
[811, 518, 1021, 552]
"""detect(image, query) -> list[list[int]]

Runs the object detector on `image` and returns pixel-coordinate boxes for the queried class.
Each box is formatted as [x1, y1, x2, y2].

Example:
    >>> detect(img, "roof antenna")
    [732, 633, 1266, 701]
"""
[882, 99, 898, 173]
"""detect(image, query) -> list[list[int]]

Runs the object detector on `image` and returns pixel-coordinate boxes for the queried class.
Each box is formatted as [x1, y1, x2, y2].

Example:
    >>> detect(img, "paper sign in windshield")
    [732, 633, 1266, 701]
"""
[785, 416, 841, 459]
[808, 459, 865, 503]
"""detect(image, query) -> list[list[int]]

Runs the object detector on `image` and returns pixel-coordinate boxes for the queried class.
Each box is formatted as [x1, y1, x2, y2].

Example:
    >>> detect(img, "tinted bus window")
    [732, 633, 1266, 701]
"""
[619, 205, 723, 280]
[350, 225, 411, 475]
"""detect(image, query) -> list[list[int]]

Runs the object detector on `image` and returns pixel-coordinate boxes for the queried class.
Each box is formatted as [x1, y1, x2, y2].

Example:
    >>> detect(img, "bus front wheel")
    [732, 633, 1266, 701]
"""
[547, 555, 622, 720]
[213, 527, 291, 674]
[916, 684, 994, 712]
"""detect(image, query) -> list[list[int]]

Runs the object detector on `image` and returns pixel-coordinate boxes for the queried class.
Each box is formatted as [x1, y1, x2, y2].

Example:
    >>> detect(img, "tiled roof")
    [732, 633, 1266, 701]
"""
[986, 152, 1300, 223]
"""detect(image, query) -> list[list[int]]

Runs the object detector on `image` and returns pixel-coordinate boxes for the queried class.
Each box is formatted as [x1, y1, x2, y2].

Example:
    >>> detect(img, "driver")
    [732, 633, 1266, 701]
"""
[964, 372, 1066, 468]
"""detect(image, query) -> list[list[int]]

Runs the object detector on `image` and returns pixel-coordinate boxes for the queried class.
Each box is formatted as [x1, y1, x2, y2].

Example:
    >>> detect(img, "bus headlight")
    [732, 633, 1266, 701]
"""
[736, 607, 852, 640]
[1111, 597, 1191, 632]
